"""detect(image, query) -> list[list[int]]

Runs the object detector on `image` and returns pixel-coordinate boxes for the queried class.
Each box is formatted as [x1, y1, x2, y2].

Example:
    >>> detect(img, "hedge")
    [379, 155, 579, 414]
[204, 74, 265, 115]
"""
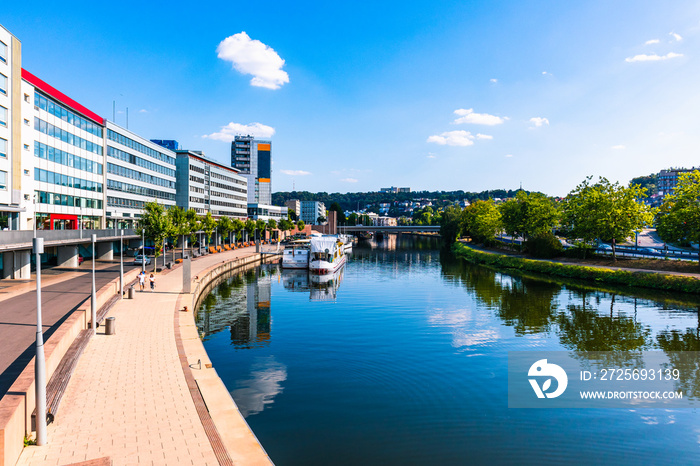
[452, 242, 700, 294]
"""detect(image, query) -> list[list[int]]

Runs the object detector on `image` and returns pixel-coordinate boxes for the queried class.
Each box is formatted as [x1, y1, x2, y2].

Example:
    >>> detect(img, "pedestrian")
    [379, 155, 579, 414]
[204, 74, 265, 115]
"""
[149, 273, 156, 291]
[138, 271, 146, 291]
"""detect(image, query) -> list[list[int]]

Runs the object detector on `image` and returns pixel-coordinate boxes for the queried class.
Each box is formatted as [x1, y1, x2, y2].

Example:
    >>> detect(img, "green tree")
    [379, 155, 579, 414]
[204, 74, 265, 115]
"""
[329, 202, 347, 225]
[278, 219, 293, 240]
[185, 208, 200, 248]
[232, 218, 245, 243]
[296, 220, 306, 232]
[500, 191, 560, 250]
[439, 205, 463, 244]
[217, 216, 233, 246]
[562, 177, 653, 261]
[139, 201, 174, 272]
[244, 219, 256, 243]
[461, 199, 501, 244]
[168, 206, 192, 260]
[347, 213, 359, 226]
[267, 219, 278, 241]
[657, 170, 700, 262]
[255, 219, 267, 242]
[287, 209, 298, 222]
[201, 212, 217, 247]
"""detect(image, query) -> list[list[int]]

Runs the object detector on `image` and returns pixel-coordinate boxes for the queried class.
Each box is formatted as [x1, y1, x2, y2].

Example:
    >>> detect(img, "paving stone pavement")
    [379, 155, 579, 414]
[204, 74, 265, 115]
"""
[16, 248, 263, 466]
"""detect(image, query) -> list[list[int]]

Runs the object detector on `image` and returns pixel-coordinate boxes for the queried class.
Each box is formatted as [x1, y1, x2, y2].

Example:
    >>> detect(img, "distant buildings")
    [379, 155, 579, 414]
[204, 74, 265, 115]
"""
[657, 167, 698, 197]
[285, 199, 300, 218]
[379, 186, 411, 193]
[300, 200, 326, 225]
[374, 216, 397, 227]
[173, 148, 247, 219]
[231, 135, 271, 205]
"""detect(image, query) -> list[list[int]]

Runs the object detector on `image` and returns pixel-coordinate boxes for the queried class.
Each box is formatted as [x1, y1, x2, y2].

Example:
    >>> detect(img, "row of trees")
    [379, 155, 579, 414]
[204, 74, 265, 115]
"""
[442, 176, 659, 261]
[139, 203, 306, 270]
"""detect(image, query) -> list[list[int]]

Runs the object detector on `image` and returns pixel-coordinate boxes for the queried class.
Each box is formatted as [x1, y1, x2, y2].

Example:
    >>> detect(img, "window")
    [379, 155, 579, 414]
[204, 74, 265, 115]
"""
[0, 40, 7, 63]
[23, 144, 29, 151]
[24, 118, 29, 126]
[0, 105, 6, 127]
[0, 171, 6, 190]
[24, 93, 30, 103]
[0, 137, 6, 158]
[0, 73, 6, 96]
[24, 169, 29, 176]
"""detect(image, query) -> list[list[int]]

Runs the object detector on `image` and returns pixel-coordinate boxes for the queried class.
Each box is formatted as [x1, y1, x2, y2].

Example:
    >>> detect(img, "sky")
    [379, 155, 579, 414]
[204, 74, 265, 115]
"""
[3, 1, 700, 196]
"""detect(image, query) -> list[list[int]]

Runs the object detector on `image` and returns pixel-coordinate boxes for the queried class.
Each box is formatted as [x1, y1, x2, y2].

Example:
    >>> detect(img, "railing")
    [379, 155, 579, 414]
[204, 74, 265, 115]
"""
[0, 228, 139, 246]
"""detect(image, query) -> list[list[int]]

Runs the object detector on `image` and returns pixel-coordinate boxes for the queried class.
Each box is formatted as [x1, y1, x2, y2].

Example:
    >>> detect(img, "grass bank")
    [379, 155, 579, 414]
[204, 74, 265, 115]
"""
[453, 242, 700, 294]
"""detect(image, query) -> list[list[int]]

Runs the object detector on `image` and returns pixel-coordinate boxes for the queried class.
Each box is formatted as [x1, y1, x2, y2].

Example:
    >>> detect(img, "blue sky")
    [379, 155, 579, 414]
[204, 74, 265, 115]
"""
[4, 1, 700, 196]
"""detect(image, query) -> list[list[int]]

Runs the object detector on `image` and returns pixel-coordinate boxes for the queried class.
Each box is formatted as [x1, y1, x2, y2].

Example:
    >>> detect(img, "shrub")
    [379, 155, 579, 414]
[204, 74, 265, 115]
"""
[563, 242, 595, 259]
[525, 233, 563, 258]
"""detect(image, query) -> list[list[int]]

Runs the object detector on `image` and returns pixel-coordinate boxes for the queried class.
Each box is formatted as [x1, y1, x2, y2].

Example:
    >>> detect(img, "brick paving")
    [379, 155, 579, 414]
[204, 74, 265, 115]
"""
[16, 247, 264, 466]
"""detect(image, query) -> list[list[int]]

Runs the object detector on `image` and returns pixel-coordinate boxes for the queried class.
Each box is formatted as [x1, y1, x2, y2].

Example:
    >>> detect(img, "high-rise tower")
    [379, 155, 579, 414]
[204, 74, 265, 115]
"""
[231, 135, 271, 204]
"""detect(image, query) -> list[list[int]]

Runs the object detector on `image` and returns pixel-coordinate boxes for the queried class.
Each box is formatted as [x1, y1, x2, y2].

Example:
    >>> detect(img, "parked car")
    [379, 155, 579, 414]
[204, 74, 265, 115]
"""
[596, 243, 612, 251]
[133, 255, 151, 265]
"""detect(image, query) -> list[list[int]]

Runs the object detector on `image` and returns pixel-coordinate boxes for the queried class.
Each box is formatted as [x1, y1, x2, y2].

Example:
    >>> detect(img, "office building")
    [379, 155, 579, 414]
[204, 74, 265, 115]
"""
[658, 168, 698, 197]
[285, 199, 300, 219]
[300, 200, 326, 225]
[105, 121, 176, 228]
[173, 148, 247, 218]
[379, 186, 411, 194]
[231, 135, 271, 204]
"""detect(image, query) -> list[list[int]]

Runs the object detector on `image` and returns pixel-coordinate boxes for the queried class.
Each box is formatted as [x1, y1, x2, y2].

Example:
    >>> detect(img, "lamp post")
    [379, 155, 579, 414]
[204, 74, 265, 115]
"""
[33, 238, 47, 445]
[142, 227, 145, 274]
[119, 229, 124, 299]
[91, 234, 97, 335]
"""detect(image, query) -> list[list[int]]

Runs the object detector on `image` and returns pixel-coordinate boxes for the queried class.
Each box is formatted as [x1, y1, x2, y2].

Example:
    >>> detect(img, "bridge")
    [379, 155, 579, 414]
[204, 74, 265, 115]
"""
[337, 225, 440, 233]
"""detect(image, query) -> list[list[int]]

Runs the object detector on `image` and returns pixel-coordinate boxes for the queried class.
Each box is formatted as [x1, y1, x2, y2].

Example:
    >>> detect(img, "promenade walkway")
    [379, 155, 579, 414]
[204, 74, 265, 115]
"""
[16, 247, 272, 466]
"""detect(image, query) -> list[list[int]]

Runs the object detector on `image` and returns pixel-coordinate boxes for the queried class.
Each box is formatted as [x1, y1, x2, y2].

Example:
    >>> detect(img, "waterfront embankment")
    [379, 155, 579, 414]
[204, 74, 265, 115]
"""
[453, 242, 700, 294]
[14, 247, 276, 466]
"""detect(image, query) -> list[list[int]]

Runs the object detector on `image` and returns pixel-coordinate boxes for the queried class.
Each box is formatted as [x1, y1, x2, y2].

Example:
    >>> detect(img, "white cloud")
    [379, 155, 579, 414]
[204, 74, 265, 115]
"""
[231, 357, 287, 417]
[611, 144, 626, 150]
[341, 178, 358, 183]
[490, 78, 498, 83]
[139, 109, 149, 114]
[204, 122, 275, 141]
[280, 169, 311, 176]
[645, 39, 660, 45]
[529, 117, 549, 127]
[505, 154, 513, 158]
[216, 32, 289, 89]
[427, 152, 437, 159]
[475, 133, 493, 140]
[427, 130, 475, 147]
[453, 108, 506, 126]
[542, 71, 552, 76]
[670, 32, 683, 42]
[625, 52, 683, 62]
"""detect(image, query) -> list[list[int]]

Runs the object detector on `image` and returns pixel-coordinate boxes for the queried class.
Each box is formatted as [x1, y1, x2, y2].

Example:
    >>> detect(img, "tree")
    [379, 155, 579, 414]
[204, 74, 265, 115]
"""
[500, 191, 560, 250]
[217, 216, 233, 245]
[255, 219, 267, 242]
[278, 219, 293, 240]
[232, 218, 245, 244]
[168, 206, 191, 260]
[329, 202, 347, 225]
[439, 205, 463, 244]
[562, 177, 653, 261]
[461, 199, 501, 244]
[244, 219, 256, 243]
[287, 209, 298, 222]
[267, 219, 278, 241]
[347, 213, 359, 226]
[201, 212, 217, 247]
[296, 220, 306, 232]
[657, 170, 700, 263]
[185, 208, 200, 249]
[139, 201, 174, 272]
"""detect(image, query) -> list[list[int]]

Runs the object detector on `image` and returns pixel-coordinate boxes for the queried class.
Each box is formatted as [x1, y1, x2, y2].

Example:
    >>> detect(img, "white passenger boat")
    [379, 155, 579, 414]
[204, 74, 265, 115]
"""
[309, 236, 346, 274]
[282, 241, 310, 269]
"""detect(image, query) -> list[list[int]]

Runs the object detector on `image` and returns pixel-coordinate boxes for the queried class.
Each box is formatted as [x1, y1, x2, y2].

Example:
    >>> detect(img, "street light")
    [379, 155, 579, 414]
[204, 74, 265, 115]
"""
[91, 234, 97, 335]
[33, 237, 47, 445]
[141, 227, 145, 274]
[119, 229, 124, 299]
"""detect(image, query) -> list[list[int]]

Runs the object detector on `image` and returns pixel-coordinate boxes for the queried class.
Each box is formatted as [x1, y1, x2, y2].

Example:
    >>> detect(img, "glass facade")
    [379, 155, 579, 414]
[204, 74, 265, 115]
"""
[107, 179, 175, 201]
[34, 92, 103, 137]
[107, 146, 175, 177]
[35, 190, 103, 208]
[107, 162, 175, 189]
[34, 168, 103, 193]
[35, 117, 103, 155]
[35, 142, 103, 174]
[107, 129, 175, 166]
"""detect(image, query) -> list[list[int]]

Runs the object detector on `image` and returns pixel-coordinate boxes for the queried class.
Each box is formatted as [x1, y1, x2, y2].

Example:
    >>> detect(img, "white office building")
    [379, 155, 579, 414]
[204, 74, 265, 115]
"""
[300, 200, 326, 225]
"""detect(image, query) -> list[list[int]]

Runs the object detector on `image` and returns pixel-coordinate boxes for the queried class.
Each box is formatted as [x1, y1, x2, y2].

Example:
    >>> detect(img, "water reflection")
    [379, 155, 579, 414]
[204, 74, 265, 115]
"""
[231, 356, 287, 417]
[281, 267, 345, 301]
[196, 267, 272, 348]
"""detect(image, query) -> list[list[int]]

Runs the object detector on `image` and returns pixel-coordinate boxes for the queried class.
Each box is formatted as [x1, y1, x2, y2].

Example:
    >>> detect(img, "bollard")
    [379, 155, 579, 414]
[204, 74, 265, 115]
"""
[105, 317, 116, 335]
[128, 285, 135, 299]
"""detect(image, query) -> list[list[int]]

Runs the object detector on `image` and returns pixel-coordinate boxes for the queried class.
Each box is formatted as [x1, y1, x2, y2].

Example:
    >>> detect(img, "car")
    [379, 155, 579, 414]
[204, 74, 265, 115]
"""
[596, 243, 612, 251]
[133, 255, 151, 265]
[639, 247, 658, 254]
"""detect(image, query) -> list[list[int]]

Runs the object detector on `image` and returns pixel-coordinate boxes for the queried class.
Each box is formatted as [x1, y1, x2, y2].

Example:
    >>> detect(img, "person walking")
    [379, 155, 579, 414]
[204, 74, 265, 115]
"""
[149, 273, 156, 291]
[138, 271, 146, 291]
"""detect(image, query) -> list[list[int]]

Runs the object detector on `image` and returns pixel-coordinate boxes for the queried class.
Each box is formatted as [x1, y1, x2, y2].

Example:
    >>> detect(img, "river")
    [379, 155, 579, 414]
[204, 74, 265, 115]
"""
[196, 234, 700, 465]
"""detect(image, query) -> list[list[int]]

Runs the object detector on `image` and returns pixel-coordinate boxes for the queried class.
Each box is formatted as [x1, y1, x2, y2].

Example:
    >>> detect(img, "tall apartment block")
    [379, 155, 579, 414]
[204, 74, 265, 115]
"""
[231, 135, 271, 204]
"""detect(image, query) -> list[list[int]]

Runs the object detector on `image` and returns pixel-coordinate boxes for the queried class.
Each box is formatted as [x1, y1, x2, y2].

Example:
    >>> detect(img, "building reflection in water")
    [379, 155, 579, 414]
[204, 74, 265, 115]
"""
[196, 267, 273, 348]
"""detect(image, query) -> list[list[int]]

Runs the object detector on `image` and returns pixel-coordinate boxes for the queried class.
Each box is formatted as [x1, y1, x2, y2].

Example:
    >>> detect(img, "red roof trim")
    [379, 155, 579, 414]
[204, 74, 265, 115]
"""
[22, 69, 105, 126]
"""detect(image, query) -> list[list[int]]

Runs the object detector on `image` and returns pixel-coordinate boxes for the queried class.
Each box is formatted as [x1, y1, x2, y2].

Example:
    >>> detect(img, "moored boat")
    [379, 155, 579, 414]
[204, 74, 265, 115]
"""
[309, 236, 346, 274]
[282, 240, 310, 269]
